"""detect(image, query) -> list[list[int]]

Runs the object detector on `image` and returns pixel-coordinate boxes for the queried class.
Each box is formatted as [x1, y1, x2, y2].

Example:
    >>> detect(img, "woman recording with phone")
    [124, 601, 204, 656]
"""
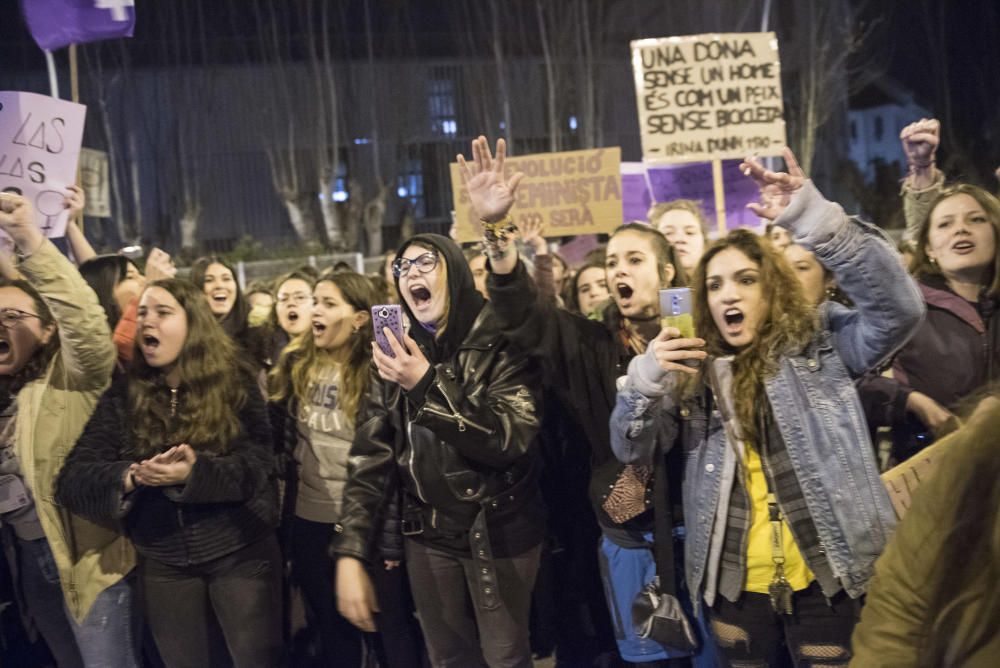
[609, 150, 924, 666]
[333, 234, 545, 667]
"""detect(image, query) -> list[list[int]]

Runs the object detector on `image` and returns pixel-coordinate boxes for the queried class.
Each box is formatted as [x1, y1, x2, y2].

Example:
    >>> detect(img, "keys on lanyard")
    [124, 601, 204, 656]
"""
[767, 493, 794, 615]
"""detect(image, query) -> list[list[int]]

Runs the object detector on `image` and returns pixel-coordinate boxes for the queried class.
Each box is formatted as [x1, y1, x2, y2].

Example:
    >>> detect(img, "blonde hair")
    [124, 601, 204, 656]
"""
[269, 273, 376, 427]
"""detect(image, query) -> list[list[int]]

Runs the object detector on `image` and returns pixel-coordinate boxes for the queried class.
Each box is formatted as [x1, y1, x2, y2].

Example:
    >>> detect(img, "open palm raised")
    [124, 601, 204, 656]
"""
[457, 136, 525, 223]
[740, 147, 807, 221]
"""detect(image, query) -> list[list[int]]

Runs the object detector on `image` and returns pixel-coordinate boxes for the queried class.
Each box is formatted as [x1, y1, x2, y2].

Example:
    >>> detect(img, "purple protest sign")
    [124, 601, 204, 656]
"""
[638, 159, 761, 235]
[0, 91, 87, 244]
[20, 0, 135, 51]
[621, 168, 653, 223]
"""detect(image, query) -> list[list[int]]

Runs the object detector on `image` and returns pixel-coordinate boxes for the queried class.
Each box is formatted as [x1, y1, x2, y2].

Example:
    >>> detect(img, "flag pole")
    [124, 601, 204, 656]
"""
[44, 50, 59, 99]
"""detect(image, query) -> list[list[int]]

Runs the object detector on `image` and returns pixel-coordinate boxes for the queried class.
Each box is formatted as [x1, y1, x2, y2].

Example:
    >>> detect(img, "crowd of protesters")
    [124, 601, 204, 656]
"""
[0, 115, 997, 668]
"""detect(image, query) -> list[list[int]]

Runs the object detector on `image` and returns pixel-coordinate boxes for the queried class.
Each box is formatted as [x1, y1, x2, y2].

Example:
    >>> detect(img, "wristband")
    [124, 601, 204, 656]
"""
[482, 215, 518, 260]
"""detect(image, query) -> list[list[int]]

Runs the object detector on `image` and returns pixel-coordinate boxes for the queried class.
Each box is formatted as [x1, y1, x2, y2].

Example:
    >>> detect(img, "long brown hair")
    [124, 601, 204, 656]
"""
[269, 273, 376, 427]
[912, 183, 1000, 297]
[128, 279, 248, 457]
[189, 256, 250, 337]
[692, 230, 816, 444]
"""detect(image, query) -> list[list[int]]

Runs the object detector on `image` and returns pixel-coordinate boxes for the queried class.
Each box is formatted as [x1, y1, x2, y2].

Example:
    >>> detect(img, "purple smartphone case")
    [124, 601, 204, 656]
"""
[372, 304, 404, 357]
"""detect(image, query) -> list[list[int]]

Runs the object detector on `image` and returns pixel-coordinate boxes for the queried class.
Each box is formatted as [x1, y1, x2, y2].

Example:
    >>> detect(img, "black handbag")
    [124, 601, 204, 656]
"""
[630, 449, 699, 653]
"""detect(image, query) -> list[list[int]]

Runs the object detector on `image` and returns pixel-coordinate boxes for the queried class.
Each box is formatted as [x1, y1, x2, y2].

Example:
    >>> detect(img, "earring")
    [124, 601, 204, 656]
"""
[929, 257, 937, 265]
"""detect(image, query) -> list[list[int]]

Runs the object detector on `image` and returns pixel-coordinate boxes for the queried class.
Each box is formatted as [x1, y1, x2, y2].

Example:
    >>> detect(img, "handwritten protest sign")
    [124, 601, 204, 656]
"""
[80, 148, 111, 218]
[631, 33, 786, 164]
[0, 92, 87, 241]
[450, 147, 622, 242]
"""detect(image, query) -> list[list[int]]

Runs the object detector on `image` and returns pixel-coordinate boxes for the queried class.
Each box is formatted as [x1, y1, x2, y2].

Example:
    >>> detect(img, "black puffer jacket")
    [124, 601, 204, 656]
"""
[56, 372, 278, 567]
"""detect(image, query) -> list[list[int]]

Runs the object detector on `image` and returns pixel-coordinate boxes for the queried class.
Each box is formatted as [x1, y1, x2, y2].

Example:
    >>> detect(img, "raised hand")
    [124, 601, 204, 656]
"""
[900, 118, 939, 170]
[519, 215, 547, 254]
[0, 191, 44, 255]
[457, 136, 525, 223]
[64, 184, 86, 218]
[740, 148, 806, 221]
[144, 248, 176, 283]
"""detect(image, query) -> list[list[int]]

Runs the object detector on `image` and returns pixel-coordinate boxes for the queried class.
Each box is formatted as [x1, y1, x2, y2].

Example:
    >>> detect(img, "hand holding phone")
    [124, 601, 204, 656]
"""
[660, 288, 695, 339]
[658, 288, 704, 370]
[371, 304, 405, 357]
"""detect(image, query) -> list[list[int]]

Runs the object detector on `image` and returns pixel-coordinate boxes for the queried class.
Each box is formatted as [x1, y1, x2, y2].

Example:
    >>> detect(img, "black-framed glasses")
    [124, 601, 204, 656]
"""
[392, 251, 439, 278]
[0, 308, 41, 329]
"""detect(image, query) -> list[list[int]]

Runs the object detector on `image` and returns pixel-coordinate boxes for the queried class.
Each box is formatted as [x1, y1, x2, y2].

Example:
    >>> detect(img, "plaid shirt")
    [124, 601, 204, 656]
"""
[716, 402, 840, 603]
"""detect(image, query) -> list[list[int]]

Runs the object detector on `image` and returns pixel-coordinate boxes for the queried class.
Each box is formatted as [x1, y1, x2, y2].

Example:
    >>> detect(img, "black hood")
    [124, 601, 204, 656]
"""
[395, 234, 486, 363]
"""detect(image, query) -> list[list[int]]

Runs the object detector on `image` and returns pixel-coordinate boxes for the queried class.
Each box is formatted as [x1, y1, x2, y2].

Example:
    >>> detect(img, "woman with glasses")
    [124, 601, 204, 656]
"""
[333, 234, 546, 668]
[0, 192, 135, 666]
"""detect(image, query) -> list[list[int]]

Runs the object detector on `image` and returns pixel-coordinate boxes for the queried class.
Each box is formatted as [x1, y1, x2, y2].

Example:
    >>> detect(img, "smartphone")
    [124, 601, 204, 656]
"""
[372, 304, 405, 357]
[659, 287, 695, 339]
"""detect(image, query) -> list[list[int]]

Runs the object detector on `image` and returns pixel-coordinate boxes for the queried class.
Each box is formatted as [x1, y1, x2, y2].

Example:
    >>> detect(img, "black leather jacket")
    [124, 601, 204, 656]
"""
[332, 305, 545, 568]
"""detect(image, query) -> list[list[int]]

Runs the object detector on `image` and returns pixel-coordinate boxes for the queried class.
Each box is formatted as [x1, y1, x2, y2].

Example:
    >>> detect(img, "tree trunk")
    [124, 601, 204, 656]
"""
[179, 204, 200, 252]
[282, 196, 314, 242]
[319, 189, 344, 250]
[364, 183, 389, 257]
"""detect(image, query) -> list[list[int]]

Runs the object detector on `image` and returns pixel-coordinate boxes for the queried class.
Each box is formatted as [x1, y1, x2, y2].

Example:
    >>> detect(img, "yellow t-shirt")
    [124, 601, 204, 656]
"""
[743, 445, 814, 593]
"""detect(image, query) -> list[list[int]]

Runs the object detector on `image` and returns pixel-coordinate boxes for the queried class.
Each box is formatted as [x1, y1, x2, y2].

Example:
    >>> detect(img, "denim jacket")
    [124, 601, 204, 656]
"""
[610, 181, 925, 606]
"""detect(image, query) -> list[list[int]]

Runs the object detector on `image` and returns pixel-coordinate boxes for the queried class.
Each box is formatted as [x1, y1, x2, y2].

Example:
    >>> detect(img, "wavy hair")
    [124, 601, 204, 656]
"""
[128, 279, 248, 457]
[692, 229, 817, 444]
[912, 183, 1000, 298]
[269, 272, 376, 427]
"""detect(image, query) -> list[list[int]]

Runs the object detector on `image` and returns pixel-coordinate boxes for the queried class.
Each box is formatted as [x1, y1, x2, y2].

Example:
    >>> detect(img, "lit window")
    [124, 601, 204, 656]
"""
[428, 77, 458, 137]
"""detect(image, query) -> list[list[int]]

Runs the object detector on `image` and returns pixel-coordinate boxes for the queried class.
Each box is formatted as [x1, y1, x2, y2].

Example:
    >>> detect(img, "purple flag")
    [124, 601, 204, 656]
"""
[20, 0, 135, 51]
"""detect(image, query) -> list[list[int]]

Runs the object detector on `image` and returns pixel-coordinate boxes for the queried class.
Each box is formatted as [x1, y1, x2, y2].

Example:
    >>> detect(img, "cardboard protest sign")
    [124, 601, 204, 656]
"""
[631, 32, 786, 164]
[0, 91, 87, 242]
[881, 436, 946, 520]
[622, 160, 762, 235]
[451, 147, 622, 243]
[80, 147, 111, 217]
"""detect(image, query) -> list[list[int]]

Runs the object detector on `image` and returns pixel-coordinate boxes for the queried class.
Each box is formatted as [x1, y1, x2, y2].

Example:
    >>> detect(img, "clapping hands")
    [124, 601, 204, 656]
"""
[126, 444, 197, 491]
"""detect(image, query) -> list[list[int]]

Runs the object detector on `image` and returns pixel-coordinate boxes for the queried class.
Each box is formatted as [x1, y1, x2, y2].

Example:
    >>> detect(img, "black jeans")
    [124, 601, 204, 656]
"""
[370, 555, 428, 668]
[405, 538, 541, 668]
[710, 582, 859, 667]
[139, 534, 283, 668]
[289, 516, 363, 667]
